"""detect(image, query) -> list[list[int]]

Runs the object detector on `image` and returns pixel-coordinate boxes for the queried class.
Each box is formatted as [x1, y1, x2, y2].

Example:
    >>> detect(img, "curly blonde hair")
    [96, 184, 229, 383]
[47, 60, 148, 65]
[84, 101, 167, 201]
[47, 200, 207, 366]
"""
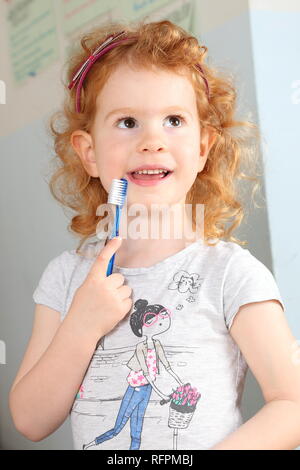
[48, 19, 262, 255]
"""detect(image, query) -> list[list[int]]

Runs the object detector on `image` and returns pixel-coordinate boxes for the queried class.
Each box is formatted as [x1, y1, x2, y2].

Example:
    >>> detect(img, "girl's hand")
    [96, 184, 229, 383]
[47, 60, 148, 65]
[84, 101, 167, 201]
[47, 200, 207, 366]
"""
[67, 237, 133, 343]
[161, 393, 171, 400]
[159, 393, 172, 405]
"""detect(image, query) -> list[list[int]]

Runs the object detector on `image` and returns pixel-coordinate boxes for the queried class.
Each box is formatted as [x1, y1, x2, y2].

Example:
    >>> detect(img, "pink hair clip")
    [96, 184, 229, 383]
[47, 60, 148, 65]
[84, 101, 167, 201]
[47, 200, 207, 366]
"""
[68, 31, 210, 112]
[68, 31, 127, 91]
[194, 63, 210, 101]
[68, 31, 138, 112]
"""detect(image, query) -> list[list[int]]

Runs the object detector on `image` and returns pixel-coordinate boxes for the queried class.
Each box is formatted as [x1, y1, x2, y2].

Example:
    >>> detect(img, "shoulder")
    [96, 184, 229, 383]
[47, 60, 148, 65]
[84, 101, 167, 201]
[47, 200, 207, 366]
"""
[43, 248, 80, 277]
[34, 242, 98, 290]
[184, 238, 271, 279]
[136, 341, 145, 351]
[51, 240, 102, 268]
[216, 240, 278, 291]
[204, 239, 266, 269]
[33, 243, 98, 316]
[221, 241, 272, 276]
[208, 238, 249, 257]
[33, 248, 78, 315]
[219, 242, 285, 330]
[196, 238, 254, 271]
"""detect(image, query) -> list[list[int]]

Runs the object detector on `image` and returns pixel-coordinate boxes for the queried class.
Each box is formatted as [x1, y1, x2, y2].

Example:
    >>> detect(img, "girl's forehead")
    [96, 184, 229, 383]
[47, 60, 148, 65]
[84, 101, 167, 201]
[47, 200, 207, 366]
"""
[102, 63, 192, 89]
[95, 65, 196, 115]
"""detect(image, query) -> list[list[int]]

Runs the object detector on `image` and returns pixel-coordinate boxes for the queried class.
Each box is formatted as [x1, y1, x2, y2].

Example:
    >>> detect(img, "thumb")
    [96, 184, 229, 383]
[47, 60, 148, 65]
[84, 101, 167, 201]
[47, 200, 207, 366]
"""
[90, 236, 122, 279]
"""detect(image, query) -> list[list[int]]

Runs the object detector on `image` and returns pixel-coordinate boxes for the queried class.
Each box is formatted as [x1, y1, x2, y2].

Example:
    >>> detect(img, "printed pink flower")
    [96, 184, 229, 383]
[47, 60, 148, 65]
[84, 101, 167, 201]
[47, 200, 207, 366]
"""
[182, 396, 188, 406]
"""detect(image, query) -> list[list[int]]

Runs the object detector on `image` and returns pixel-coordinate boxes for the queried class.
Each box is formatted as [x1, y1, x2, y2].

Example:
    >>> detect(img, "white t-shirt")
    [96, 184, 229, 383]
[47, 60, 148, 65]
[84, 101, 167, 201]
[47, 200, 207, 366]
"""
[33, 238, 285, 450]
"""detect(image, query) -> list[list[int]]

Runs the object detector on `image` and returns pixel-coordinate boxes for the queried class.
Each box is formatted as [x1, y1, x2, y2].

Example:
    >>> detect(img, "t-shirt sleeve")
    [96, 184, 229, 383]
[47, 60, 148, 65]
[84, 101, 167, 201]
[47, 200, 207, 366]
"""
[223, 248, 285, 331]
[32, 250, 70, 316]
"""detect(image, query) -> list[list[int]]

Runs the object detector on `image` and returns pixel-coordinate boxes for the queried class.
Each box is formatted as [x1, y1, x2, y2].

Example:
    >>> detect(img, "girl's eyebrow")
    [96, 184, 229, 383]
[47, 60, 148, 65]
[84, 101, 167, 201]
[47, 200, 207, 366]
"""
[104, 106, 192, 122]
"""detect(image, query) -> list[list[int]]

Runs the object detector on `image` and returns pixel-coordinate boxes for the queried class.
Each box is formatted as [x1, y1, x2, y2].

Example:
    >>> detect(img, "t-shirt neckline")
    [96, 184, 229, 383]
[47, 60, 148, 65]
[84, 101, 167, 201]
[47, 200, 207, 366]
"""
[113, 238, 204, 275]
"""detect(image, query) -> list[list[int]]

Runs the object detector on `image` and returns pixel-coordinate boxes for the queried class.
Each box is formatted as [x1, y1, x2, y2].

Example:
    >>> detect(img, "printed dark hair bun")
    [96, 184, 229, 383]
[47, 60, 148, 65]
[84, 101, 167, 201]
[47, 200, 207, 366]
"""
[134, 299, 148, 312]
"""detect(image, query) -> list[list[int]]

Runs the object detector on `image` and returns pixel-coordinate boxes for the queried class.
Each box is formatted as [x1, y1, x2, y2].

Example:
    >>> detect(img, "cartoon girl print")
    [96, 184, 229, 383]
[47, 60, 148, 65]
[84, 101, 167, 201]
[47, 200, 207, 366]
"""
[83, 299, 184, 451]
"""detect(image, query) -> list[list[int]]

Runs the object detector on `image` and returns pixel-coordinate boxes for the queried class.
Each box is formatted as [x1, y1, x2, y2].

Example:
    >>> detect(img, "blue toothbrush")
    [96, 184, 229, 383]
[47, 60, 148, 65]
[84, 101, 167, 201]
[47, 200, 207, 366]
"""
[106, 178, 128, 276]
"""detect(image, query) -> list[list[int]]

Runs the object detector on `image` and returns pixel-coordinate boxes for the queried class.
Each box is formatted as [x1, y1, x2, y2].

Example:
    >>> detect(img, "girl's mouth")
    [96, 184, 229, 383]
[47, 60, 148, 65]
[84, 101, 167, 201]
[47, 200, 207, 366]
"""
[127, 171, 173, 186]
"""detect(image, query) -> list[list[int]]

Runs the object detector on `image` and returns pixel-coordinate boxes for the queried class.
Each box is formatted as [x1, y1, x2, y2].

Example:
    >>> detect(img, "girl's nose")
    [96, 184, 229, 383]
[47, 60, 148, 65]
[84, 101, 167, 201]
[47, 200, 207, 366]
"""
[140, 144, 165, 152]
[138, 129, 167, 153]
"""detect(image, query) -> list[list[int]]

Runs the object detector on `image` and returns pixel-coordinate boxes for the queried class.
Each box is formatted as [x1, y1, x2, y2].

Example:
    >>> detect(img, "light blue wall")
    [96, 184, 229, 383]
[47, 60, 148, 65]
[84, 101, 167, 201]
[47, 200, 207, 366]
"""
[195, 5, 300, 450]
[249, 10, 300, 336]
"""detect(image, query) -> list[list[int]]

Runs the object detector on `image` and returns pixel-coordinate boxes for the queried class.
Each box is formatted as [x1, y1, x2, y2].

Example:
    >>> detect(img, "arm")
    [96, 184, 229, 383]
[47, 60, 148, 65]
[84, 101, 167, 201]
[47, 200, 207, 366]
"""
[211, 399, 300, 450]
[156, 341, 183, 385]
[9, 304, 99, 442]
[210, 300, 300, 450]
[167, 368, 184, 385]
[145, 374, 169, 399]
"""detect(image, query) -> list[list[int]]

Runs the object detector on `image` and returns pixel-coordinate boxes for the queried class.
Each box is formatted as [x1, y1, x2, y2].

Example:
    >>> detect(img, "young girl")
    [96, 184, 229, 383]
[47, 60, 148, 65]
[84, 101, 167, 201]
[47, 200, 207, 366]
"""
[9, 20, 300, 451]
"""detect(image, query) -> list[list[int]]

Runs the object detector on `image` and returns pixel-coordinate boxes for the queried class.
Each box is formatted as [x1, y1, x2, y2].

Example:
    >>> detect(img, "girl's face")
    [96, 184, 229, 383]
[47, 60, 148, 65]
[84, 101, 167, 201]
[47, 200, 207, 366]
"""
[71, 62, 216, 208]
[142, 308, 171, 336]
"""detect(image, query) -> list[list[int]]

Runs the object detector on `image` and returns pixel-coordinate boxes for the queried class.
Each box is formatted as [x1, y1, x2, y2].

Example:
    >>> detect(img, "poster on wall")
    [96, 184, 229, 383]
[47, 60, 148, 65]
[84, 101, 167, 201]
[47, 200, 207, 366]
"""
[59, 0, 185, 38]
[61, 0, 195, 58]
[5, 0, 59, 86]
[119, 0, 195, 31]
[60, 0, 117, 37]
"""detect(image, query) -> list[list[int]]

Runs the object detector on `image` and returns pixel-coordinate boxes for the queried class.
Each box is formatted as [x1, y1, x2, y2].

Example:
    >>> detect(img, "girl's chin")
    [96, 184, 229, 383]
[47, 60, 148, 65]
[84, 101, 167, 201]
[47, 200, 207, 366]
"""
[125, 198, 182, 211]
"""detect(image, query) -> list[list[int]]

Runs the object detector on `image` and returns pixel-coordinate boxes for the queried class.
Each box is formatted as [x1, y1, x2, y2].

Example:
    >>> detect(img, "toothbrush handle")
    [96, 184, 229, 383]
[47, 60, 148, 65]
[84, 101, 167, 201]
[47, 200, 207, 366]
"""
[106, 205, 120, 277]
[106, 254, 115, 276]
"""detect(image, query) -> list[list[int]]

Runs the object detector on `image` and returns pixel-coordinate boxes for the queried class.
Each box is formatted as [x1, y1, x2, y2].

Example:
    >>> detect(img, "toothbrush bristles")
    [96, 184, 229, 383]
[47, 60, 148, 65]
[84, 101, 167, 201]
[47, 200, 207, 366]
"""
[108, 178, 128, 206]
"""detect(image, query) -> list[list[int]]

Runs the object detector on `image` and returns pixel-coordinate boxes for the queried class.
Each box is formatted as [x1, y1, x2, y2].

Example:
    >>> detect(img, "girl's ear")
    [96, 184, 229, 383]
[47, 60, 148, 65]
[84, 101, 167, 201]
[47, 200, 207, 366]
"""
[70, 130, 99, 177]
[198, 126, 218, 173]
[200, 126, 217, 158]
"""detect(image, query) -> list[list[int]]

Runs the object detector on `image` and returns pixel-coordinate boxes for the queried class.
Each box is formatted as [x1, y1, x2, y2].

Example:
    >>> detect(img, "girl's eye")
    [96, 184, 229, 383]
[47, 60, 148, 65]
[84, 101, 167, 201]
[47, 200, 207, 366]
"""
[160, 311, 169, 318]
[116, 116, 136, 129]
[115, 114, 186, 129]
[166, 115, 185, 127]
[144, 313, 156, 325]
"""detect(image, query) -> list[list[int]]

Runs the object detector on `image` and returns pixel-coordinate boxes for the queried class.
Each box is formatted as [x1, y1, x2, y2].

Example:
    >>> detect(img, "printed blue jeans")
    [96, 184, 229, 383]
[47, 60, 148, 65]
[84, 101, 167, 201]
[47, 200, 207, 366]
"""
[95, 383, 152, 450]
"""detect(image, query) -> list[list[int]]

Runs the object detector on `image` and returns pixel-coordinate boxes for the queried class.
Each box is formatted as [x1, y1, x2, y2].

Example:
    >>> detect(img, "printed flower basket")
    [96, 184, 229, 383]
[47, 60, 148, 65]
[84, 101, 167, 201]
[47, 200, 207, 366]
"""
[168, 382, 201, 430]
[168, 402, 196, 429]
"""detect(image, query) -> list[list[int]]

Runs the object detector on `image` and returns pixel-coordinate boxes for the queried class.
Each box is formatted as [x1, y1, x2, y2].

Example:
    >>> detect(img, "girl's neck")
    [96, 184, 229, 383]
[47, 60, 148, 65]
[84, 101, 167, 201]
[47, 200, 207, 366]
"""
[113, 236, 197, 269]
[114, 201, 200, 268]
[146, 337, 155, 346]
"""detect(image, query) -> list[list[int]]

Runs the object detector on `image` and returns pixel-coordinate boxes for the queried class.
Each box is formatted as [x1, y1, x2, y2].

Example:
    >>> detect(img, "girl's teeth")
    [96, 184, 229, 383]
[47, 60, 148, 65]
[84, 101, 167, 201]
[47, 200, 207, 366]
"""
[134, 169, 168, 174]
